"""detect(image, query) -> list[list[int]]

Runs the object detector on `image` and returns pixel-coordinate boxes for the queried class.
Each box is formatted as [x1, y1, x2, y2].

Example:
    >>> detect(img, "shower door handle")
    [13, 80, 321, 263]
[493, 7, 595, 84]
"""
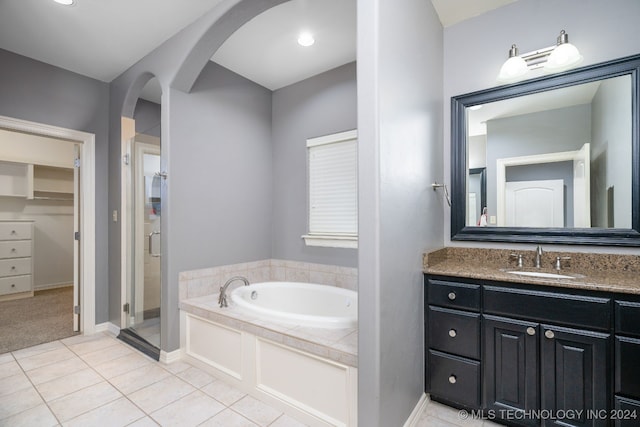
[148, 231, 161, 257]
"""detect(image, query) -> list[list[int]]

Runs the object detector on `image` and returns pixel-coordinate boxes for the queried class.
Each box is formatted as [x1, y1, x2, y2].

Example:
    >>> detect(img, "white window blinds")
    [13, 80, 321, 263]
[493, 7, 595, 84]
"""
[303, 130, 357, 248]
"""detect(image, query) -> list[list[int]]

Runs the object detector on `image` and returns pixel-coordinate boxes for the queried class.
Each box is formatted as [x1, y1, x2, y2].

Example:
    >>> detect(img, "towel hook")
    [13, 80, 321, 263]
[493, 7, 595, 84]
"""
[431, 182, 451, 207]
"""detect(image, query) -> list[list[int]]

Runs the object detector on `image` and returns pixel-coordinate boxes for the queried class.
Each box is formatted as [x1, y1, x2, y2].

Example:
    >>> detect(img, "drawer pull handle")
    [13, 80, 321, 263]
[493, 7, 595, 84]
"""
[526, 327, 536, 336]
[545, 330, 555, 339]
[447, 292, 456, 301]
[448, 375, 457, 384]
[448, 329, 457, 338]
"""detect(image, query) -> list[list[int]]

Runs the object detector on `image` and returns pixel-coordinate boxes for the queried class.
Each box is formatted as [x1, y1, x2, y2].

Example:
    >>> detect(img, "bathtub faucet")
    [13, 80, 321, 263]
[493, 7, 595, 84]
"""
[218, 276, 250, 308]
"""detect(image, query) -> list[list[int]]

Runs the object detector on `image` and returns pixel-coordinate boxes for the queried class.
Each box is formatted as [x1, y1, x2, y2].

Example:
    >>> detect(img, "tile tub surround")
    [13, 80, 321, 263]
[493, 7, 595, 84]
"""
[424, 247, 640, 294]
[179, 294, 357, 367]
[179, 259, 358, 301]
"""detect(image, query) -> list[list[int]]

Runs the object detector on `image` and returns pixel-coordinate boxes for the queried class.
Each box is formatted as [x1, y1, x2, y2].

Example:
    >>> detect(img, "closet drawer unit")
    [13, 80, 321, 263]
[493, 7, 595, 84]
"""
[484, 285, 611, 331]
[0, 240, 32, 259]
[614, 397, 640, 427]
[429, 349, 481, 408]
[428, 278, 480, 311]
[615, 336, 640, 399]
[428, 306, 480, 359]
[0, 257, 32, 277]
[0, 275, 31, 295]
[0, 222, 33, 241]
[616, 301, 640, 337]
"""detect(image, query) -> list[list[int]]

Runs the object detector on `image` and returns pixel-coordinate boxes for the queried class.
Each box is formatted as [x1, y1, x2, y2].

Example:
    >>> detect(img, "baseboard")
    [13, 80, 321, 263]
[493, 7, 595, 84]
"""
[160, 348, 183, 364]
[403, 393, 429, 427]
[34, 282, 73, 291]
[94, 322, 120, 336]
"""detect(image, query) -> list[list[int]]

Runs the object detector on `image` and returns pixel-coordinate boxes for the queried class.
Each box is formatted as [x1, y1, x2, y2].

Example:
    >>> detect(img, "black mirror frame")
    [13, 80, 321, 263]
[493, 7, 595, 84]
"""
[451, 53, 640, 246]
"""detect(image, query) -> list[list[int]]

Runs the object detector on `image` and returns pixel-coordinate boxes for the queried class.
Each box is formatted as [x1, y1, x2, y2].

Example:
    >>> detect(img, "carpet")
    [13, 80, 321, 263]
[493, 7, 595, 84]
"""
[0, 287, 78, 354]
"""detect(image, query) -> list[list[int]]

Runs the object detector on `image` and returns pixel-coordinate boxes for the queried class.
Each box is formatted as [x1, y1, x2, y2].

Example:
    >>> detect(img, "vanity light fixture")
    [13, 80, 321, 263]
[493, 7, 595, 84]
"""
[297, 32, 315, 47]
[54, 0, 75, 5]
[497, 30, 583, 83]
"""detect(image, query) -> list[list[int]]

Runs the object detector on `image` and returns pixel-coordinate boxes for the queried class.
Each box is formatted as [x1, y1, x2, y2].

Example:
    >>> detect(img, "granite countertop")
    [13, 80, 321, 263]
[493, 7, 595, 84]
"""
[424, 247, 640, 295]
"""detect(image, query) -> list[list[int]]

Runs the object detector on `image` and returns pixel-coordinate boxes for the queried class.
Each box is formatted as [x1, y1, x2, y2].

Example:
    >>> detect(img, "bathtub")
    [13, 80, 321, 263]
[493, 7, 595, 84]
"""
[230, 281, 357, 329]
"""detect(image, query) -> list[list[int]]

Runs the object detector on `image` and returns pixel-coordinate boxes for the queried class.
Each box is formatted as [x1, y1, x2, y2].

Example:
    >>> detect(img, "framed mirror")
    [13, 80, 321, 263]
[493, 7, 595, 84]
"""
[451, 53, 640, 246]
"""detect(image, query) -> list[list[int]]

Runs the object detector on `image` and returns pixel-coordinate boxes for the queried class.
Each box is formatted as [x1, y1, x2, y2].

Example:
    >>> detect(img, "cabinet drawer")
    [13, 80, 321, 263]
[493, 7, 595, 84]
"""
[428, 349, 481, 408]
[614, 396, 640, 427]
[428, 278, 480, 311]
[615, 336, 640, 399]
[616, 301, 640, 337]
[0, 222, 32, 240]
[0, 275, 31, 295]
[428, 306, 480, 359]
[0, 240, 31, 259]
[484, 285, 611, 330]
[0, 257, 31, 277]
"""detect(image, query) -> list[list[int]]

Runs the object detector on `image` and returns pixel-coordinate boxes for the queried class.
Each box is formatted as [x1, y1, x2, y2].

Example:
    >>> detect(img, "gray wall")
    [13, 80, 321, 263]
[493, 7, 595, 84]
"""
[134, 98, 161, 137]
[358, 0, 443, 425]
[0, 48, 110, 323]
[485, 104, 590, 226]
[443, 0, 640, 253]
[591, 75, 632, 228]
[271, 62, 357, 268]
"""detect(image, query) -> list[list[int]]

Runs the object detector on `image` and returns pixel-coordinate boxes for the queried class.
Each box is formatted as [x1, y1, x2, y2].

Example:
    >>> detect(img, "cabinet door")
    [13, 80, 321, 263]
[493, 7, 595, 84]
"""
[541, 325, 610, 427]
[484, 315, 539, 426]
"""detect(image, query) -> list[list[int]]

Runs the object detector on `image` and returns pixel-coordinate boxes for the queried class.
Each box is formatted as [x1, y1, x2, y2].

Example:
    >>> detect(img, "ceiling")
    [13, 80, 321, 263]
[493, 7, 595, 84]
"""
[0, 0, 517, 101]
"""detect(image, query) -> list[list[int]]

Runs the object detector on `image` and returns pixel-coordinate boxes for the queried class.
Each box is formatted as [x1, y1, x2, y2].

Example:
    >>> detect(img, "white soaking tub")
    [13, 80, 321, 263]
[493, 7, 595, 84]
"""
[231, 281, 357, 329]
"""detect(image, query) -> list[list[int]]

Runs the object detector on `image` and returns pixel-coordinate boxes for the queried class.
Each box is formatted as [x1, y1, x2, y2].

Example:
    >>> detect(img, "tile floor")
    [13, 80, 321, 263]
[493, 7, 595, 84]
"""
[0, 332, 306, 426]
[0, 331, 503, 427]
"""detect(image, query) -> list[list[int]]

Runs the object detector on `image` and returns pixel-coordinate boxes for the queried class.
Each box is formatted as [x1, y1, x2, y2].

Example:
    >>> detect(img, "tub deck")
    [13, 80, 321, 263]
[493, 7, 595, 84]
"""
[179, 293, 358, 367]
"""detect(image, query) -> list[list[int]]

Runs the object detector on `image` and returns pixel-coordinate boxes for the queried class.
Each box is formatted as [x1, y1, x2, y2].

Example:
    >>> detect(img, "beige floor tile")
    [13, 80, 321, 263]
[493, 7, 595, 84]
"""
[92, 353, 152, 379]
[149, 390, 224, 426]
[0, 372, 33, 397]
[60, 332, 108, 346]
[25, 356, 88, 385]
[35, 368, 103, 402]
[12, 340, 64, 360]
[198, 408, 258, 427]
[127, 375, 196, 414]
[161, 360, 192, 374]
[270, 414, 309, 427]
[63, 397, 146, 427]
[109, 364, 171, 395]
[0, 352, 14, 364]
[416, 415, 461, 427]
[48, 381, 122, 422]
[423, 401, 485, 427]
[17, 347, 76, 371]
[0, 360, 23, 380]
[0, 386, 44, 420]
[230, 395, 282, 427]
[126, 416, 159, 427]
[66, 335, 120, 356]
[0, 403, 58, 427]
[80, 342, 134, 366]
[176, 366, 216, 388]
[201, 379, 246, 406]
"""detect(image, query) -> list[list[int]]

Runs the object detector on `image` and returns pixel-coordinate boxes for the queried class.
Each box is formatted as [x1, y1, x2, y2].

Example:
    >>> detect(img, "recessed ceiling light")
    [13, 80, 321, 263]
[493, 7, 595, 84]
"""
[54, 0, 75, 5]
[297, 33, 315, 47]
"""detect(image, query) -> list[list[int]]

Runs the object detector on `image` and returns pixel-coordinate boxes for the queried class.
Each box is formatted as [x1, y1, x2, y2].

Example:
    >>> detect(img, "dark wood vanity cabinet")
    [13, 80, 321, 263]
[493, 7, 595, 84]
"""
[426, 274, 640, 427]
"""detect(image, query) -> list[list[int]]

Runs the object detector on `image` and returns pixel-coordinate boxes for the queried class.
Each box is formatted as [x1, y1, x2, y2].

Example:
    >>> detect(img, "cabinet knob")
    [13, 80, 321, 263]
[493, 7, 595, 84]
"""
[545, 330, 555, 339]
[448, 375, 457, 384]
[526, 327, 536, 336]
[447, 292, 456, 301]
[11, 284, 16, 288]
[11, 248, 16, 252]
[11, 266, 16, 270]
[10, 230, 16, 234]
[448, 329, 457, 338]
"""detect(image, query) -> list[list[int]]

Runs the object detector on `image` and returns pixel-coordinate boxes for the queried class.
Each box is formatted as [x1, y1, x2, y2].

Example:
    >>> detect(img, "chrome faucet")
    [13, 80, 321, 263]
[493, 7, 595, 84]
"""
[535, 245, 544, 268]
[218, 276, 249, 308]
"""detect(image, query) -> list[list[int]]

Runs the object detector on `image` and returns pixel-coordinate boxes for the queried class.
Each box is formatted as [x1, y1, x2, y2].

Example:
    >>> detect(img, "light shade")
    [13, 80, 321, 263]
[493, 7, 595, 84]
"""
[497, 45, 528, 83]
[297, 33, 315, 47]
[544, 42, 583, 72]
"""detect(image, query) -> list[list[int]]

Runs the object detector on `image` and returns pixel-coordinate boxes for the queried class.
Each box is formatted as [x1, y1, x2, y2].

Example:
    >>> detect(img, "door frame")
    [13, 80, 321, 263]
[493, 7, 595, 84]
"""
[0, 114, 97, 334]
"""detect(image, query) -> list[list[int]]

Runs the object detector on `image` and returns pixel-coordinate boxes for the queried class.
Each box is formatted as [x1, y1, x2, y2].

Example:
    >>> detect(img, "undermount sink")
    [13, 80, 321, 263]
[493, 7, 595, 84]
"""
[506, 270, 575, 280]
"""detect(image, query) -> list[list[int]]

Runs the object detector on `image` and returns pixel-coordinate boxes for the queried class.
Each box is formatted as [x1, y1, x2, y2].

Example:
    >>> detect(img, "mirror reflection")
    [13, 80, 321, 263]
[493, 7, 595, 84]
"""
[466, 74, 632, 229]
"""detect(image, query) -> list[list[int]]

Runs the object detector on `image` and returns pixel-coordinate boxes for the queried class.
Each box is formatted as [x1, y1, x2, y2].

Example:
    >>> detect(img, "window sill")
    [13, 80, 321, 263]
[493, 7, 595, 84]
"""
[302, 234, 358, 249]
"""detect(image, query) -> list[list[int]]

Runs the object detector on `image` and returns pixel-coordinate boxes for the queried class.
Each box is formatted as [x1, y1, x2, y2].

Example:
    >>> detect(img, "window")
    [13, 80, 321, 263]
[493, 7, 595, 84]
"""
[302, 130, 358, 249]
